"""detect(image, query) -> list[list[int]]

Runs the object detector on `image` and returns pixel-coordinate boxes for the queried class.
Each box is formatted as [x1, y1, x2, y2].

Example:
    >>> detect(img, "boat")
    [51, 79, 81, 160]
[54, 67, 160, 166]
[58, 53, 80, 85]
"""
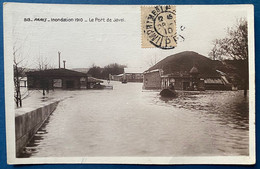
[93, 83, 113, 90]
[104, 85, 113, 90]
[121, 73, 127, 84]
[93, 83, 104, 89]
[104, 78, 113, 89]
[160, 88, 177, 98]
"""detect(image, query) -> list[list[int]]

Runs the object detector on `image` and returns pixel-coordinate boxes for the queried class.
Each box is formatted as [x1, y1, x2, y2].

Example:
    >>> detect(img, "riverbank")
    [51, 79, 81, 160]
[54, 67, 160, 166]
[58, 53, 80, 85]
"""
[16, 89, 77, 114]
[15, 89, 75, 156]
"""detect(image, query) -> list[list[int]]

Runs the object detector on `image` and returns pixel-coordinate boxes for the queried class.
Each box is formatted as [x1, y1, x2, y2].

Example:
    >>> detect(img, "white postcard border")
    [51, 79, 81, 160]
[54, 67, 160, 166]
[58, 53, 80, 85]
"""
[4, 3, 256, 165]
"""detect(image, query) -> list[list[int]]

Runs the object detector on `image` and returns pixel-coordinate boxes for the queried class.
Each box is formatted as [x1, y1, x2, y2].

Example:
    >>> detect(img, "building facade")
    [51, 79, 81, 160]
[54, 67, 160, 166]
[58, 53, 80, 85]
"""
[26, 69, 88, 90]
[143, 67, 230, 91]
[143, 69, 163, 89]
[123, 68, 144, 82]
[112, 68, 145, 83]
[143, 51, 237, 91]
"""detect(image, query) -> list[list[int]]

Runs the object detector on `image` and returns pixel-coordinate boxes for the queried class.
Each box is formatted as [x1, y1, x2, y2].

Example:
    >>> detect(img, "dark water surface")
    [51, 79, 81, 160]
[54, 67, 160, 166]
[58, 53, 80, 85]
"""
[20, 82, 249, 157]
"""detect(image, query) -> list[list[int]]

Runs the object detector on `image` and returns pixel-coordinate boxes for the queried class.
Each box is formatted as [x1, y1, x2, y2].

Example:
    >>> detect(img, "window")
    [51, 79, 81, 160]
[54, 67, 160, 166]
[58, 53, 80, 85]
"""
[53, 79, 62, 88]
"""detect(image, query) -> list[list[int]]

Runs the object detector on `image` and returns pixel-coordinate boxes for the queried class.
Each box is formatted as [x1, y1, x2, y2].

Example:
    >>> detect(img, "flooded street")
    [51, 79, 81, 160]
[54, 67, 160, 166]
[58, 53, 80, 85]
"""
[20, 81, 249, 157]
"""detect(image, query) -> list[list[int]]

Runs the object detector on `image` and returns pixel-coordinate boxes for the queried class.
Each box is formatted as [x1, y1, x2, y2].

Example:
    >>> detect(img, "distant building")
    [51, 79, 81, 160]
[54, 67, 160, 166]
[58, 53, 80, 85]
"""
[20, 77, 27, 87]
[143, 51, 233, 90]
[123, 68, 145, 82]
[111, 74, 124, 81]
[26, 68, 89, 90]
[111, 68, 145, 83]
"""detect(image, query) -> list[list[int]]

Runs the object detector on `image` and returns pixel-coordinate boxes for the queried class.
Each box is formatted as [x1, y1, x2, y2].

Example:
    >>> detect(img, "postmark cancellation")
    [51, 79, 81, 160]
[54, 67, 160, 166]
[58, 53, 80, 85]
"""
[141, 5, 177, 49]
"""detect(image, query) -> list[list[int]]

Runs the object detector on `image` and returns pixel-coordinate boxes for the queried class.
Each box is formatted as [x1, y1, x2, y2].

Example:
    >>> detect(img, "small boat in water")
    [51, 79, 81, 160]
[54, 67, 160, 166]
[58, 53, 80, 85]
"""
[121, 74, 127, 84]
[104, 85, 113, 90]
[93, 83, 113, 90]
[160, 88, 177, 98]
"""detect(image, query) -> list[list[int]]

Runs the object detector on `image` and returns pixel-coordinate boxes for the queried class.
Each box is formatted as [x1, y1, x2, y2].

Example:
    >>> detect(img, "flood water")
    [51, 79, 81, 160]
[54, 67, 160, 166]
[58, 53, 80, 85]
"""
[19, 81, 249, 157]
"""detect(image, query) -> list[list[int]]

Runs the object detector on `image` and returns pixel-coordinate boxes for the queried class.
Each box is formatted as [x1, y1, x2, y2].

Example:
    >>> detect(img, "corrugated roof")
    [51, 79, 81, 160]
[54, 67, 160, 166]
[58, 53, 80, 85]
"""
[204, 78, 223, 84]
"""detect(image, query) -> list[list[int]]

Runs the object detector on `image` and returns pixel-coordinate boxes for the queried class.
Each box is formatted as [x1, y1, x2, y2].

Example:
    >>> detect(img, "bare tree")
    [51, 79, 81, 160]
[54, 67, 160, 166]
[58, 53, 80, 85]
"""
[34, 55, 54, 96]
[13, 44, 27, 107]
[35, 55, 54, 71]
[209, 39, 223, 60]
[147, 55, 160, 67]
[12, 26, 32, 107]
[209, 18, 248, 96]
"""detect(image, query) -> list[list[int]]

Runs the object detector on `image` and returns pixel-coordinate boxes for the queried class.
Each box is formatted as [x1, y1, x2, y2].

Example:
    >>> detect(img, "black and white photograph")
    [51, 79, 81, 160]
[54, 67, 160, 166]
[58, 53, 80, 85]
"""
[4, 3, 255, 164]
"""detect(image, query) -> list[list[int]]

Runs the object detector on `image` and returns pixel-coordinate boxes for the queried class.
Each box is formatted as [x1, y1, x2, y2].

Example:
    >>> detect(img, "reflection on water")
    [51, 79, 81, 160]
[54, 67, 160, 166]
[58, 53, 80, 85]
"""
[159, 91, 249, 131]
[19, 82, 249, 157]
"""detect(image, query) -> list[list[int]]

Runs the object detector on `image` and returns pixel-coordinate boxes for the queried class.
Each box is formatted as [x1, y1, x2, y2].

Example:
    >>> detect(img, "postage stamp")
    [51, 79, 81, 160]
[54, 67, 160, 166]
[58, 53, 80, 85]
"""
[141, 5, 177, 49]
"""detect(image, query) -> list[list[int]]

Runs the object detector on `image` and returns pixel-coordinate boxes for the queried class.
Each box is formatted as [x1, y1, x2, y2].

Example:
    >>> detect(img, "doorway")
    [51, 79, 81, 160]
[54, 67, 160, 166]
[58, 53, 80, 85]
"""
[183, 82, 190, 90]
[66, 80, 75, 89]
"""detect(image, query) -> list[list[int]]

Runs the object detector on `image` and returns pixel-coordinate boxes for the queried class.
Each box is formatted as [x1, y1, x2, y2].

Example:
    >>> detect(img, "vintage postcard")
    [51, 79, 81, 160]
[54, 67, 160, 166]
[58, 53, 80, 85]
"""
[4, 3, 255, 164]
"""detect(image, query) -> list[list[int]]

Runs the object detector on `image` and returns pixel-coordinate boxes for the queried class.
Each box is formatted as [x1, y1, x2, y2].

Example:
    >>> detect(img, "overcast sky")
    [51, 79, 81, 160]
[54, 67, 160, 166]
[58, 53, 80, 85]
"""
[11, 4, 248, 70]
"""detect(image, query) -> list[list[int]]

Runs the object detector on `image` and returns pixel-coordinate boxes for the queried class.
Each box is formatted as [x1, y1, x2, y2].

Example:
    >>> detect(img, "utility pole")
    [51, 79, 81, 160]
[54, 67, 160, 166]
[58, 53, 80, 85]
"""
[58, 51, 61, 69]
[63, 60, 66, 69]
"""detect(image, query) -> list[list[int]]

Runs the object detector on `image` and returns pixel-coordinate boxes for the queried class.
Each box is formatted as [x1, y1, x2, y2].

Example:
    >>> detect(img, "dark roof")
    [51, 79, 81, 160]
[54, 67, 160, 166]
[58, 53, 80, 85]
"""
[148, 51, 222, 77]
[26, 68, 87, 77]
[14, 67, 36, 77]
[218, 60, 247, 74]
[190, 66, 199, 74]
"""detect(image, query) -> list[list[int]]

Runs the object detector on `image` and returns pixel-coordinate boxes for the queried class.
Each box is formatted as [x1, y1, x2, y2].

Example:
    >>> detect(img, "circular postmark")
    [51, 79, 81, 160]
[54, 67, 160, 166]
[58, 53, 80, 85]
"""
[142, 5, 177, 49]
